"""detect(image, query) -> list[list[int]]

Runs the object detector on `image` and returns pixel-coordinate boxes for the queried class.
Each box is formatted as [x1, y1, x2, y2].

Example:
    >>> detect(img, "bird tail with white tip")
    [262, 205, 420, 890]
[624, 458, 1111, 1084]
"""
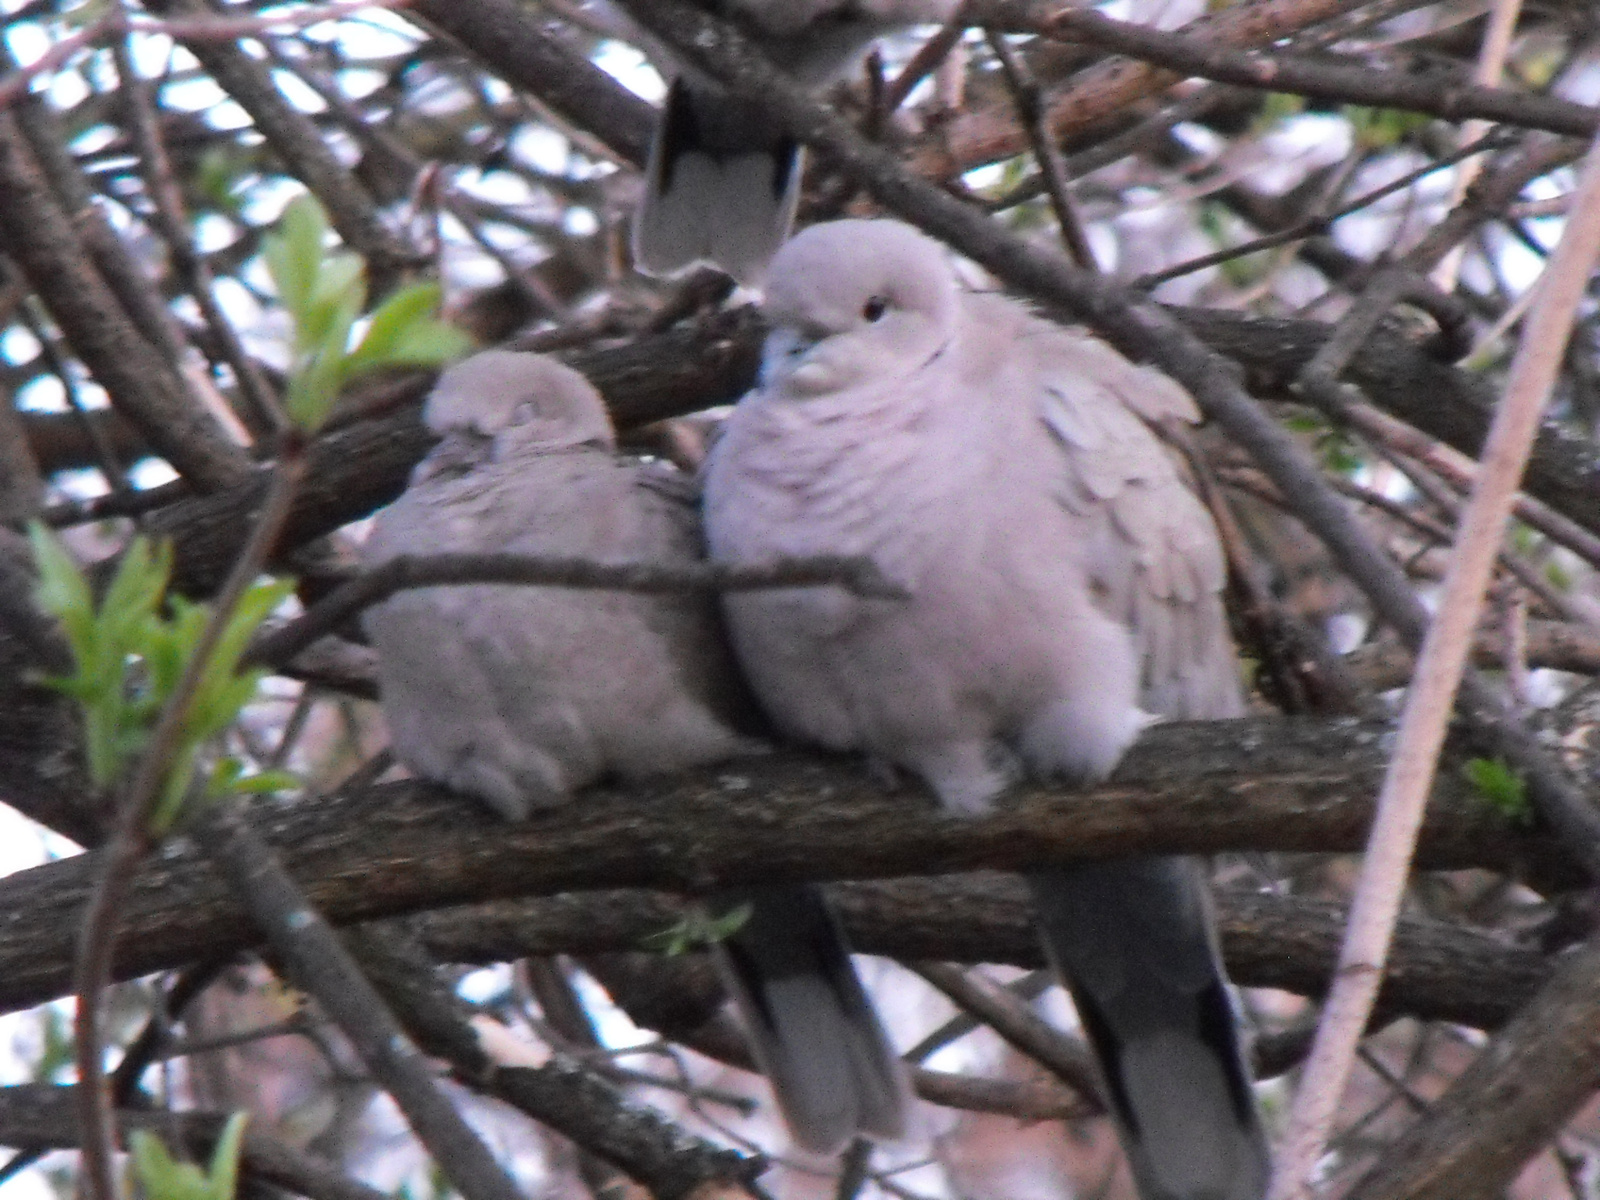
[1027, 857, 1269, 1200]
[632, 78, 803, 284]
[715, 884, 908, 1153]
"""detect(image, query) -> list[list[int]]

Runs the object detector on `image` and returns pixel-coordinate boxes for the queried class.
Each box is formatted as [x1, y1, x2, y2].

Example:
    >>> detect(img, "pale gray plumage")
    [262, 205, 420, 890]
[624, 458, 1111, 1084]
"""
[364, 349, 905, 1154]
[364, 350, 746, 815]
[704, 220, 1268, 1200]
[632, 0, 958, 283]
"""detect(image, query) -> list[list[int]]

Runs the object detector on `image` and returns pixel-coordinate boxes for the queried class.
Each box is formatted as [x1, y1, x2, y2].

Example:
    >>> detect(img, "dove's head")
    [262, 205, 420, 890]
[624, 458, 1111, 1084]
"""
[424, 350, 615, 450]
[760, 219, 958, 396]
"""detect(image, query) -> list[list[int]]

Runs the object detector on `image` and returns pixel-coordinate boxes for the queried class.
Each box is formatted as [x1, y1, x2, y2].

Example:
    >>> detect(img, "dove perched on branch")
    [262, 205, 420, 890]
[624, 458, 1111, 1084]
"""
[704, 221, 1270, 1200]
[364, 349, 907, 1155]
[631, 0, 959, 283]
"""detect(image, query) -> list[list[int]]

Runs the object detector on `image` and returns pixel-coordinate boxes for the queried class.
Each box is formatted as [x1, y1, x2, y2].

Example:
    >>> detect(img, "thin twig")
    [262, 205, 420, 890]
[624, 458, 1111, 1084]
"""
[1430, 0, 1525, 292]
[0, 0, 412, 109]
[1335, 397, 1600, 576]
[73, 448, 303, 1200]
[191, 797, 529, 1200]
[903, 969, 1053, 1062]
[1269, 125, 1600, 1200]
[910, 962, 1103, 1102]
[983, 29, 1097, 270]
[1028, 7, 1597, 140]
[245, 552, 906, 671]
[1133, 130, 1514, 291]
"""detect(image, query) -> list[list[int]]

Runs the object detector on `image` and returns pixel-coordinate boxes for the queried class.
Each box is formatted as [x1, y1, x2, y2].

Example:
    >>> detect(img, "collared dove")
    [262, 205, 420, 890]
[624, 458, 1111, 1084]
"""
[363, 349, 906, 1154]
[704, 221, 1270, 1200]
[632, 0, 958, 283]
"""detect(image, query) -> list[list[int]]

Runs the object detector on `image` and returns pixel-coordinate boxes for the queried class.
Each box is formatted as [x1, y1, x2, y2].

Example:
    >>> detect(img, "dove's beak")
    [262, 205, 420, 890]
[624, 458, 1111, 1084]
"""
[760, 325, 822, 389]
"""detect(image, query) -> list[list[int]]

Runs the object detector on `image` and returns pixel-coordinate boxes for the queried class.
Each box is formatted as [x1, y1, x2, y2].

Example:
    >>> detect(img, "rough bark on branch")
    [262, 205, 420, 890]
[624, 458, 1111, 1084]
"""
[0, 717, 1569, 1017]
[412, 876, 1552, 1034]
[1343, 932, 1600, 1200]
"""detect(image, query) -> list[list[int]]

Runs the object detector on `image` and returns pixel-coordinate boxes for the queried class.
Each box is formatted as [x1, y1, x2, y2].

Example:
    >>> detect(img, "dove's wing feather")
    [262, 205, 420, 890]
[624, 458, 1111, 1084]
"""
[1006, 312, 1267, 1200]
[1027, 320, 1243, 725]
[633, 77, 802, 285]
[715, 886, 909, 1153]
[632, 1, 957, 281]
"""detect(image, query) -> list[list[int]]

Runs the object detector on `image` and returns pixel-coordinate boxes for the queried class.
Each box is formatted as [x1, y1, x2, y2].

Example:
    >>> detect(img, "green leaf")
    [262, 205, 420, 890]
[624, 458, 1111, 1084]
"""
[100, 538, 172, 645]
[285, 354, 345, 430]
[299, 254, 366, 354]
[193, 146, 250, 218]
[370, 319, 472, 370]
[33, 1004, 74, 1083]
[207, 1112, 248, 1200]
[128, 1130, 210, 1200]
[28, 522, 94, 651]
[262, 195, 328, 325]
[642, 905, 752, 956]
[204, 758, 298, 800]
[1345, 105, 1432, 149]
[262, 196, 466, 431]
[231, 768, 300, 796]
[30, 528, 292, 832]
[347, 281, 470, 375]
[1462, 757, 1531, 825]
[128, 1112, 247, 1200]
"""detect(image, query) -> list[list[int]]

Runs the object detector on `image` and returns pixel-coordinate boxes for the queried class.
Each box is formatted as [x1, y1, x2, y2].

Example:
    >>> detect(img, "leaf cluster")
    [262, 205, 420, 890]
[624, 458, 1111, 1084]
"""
[128, 1114, 247, 1200]
[28, 526, 296, 833]
[261, 196, 471, 430]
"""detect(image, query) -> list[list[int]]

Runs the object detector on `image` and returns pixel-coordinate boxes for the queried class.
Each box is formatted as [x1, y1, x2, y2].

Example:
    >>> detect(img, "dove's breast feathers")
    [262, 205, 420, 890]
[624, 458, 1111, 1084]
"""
[367, 439, 743, 814]
[707, 295, 1235, 796]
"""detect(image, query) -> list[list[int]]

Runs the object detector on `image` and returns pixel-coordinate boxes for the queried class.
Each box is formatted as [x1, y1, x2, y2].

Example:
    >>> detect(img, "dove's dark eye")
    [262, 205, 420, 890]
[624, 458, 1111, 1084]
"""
[862, 296, 889, 322]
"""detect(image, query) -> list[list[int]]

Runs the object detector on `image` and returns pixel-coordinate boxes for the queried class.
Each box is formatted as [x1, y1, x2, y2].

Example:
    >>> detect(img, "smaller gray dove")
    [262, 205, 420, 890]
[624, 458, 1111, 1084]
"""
[632, 0, 959, 283]
[363, 350, 906, 1155]
[704, 221, 1269, 1200]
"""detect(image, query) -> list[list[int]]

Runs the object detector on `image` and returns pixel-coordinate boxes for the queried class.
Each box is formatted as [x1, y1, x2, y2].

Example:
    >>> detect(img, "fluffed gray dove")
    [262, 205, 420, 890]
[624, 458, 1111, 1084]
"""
[632, 0, 958, 283]
[363, 349, 907, 1155]
[704, 221, 1270, 1200]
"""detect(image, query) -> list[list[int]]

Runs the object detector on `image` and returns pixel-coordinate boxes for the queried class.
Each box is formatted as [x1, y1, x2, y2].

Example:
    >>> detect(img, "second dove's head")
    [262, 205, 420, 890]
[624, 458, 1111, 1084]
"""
[424, 350, 616, 451]
[760, 219, 958, 396]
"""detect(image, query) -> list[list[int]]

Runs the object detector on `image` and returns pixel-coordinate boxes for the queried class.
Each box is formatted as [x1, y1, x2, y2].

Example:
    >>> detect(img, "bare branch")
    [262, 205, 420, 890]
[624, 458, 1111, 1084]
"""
[1032, 8, 1597, 139]
[0, 108, 250, 491]
[247, 552, 907, 672]
[0, 717, 1574, 1019]
[1343, 933, 1600, 1200]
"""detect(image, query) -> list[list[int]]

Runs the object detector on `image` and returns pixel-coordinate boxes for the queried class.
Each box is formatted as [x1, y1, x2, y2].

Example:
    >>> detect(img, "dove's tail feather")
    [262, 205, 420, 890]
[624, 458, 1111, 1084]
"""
[632, 78, 803, 284]
[1027, 858, 1269, 1200]
[715, 884, 908, 1153]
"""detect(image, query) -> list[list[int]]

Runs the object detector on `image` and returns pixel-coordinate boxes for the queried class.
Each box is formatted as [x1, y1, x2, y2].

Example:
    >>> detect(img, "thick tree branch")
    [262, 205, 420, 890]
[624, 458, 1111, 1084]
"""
[1343, 932, 1600, 1200]
[406, 0, 653, 169]
[412, 877, 1552, 1036]
[0, 717, 1572, 1018]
